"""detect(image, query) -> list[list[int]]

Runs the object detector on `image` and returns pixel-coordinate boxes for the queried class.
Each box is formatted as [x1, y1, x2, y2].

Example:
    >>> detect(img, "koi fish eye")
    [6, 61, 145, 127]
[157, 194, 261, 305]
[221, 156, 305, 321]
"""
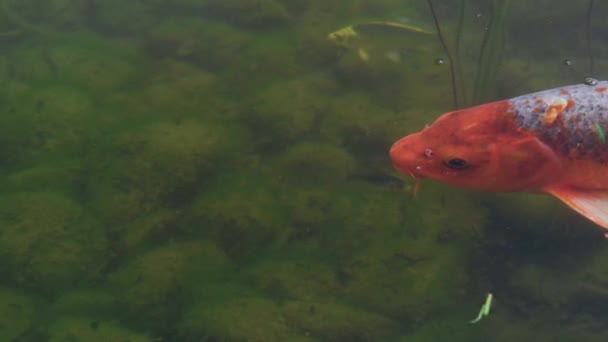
[445, 158, 468, 169]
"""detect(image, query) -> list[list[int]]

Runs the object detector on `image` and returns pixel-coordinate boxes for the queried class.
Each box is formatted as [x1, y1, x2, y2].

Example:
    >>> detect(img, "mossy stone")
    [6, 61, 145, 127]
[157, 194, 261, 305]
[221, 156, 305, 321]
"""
[0, 192, 108, 293]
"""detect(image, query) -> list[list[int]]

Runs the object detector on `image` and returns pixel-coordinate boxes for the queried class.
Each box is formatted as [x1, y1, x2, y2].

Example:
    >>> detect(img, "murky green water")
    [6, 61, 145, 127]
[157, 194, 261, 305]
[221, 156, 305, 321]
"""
[0, 0, 607, 341]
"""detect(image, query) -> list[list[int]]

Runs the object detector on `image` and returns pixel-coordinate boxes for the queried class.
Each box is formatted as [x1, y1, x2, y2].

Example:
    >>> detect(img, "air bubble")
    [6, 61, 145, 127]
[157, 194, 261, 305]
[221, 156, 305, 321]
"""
[584, 77, 598, 86]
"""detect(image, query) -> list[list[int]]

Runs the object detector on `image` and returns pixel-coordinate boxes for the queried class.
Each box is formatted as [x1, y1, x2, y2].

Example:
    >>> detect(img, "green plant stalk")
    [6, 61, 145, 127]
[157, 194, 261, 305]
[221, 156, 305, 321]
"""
[454, 0, 468, 106]
[472, 0, 511, 104]
[426, 0, 461, 109]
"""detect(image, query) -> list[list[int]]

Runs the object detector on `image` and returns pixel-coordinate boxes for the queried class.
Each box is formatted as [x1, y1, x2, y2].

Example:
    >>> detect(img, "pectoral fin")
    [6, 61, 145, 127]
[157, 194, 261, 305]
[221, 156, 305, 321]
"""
[546, 187, 608, 229]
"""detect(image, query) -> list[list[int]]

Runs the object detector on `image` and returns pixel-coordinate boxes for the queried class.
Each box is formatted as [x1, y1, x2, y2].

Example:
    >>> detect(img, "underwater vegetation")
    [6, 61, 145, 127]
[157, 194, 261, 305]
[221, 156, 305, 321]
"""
[424, 0, 600, 107]
[0, 0, 606, 341]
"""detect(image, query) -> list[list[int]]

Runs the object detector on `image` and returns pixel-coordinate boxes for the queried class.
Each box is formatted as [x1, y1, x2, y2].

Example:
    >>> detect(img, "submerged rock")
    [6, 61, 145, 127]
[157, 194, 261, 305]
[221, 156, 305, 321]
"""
[90, 118, 240, 224]
[179, 296, 299, 341]
[188, 171, 287, 259]
[282, 300, 398, 340]
[274, 142, 357, 183]
[248, 73, 336, 146]
[108, 241, 231, 331]
[0, 192, 108, 293]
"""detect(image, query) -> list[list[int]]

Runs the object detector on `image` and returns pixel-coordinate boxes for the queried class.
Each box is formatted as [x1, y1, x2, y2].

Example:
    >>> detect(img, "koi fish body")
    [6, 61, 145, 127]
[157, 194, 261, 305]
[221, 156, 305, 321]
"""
[390, 80, 608, 229]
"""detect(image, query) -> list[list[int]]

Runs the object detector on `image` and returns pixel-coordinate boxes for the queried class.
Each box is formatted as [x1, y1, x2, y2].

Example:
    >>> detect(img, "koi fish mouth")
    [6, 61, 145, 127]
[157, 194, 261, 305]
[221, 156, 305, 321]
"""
[406, 165, 425, 179]
[389, 136, 425, 176]
[393, 162, 424, 179]
[389, 138, 425, 195]
[392, 166, 424, 196]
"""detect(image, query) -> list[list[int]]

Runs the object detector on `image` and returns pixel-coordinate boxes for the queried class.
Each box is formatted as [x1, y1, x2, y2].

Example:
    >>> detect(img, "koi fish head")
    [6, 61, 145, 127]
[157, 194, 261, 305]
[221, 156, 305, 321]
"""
[389, 101, 563, 192]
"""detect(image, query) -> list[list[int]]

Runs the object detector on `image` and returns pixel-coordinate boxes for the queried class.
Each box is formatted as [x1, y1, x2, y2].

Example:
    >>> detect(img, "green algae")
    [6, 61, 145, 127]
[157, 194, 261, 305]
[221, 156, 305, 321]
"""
[89, 117, 244, 226]
[0, 1, 601, 341]
[4, 32, 142, 89]
[201, 0, 291, 28]
[275, 142, 357, 182]
[282, 300, 399, 340]
[135, 61, 225, 118]
[48, 317, 152, 342]
[247, 73, 337, 146]
[108, 241, 231, 332]
[0, 159, 84, 195]
[146, 18, 251, 70]
[49, 290, 118, 319]
[121, 209, 179, 251]
[0, 192, 108, 293]
[247, 259, 343, 300]
[188, 170, 289, 259]
[0, 83, 98, 165]
[0, 287, 35, 341]
[179, 296, 305, 342]
[92, 0, 159, 35]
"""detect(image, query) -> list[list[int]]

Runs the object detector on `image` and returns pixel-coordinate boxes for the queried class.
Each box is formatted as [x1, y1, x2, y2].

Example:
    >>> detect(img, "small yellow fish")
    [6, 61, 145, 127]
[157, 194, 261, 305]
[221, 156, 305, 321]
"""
[327, 21, 434, 64]
[327, 21, 432, 44]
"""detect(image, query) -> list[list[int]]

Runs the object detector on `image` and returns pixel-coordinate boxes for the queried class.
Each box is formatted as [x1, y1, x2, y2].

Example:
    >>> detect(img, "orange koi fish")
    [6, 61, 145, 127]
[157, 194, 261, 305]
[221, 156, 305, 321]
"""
[389, 80, 608, 229]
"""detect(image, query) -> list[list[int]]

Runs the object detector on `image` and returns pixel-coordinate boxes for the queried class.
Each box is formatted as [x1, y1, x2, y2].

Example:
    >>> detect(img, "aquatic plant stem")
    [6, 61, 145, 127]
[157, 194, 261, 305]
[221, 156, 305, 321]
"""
[472, 0, 511, 104]
[454, 0, 468, 105]
[426, 0, 460, 109]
